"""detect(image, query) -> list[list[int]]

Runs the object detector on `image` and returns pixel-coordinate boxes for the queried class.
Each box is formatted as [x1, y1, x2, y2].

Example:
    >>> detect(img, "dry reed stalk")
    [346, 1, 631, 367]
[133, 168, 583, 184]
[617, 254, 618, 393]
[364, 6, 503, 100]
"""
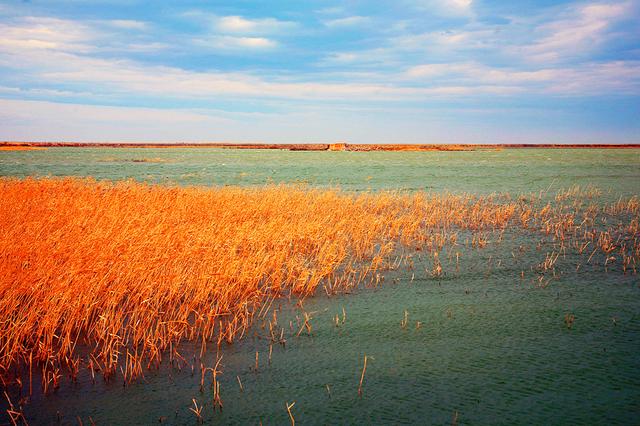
[0, 177, 637, 387]
[286, 401, 295, 426]
[400, 310, 409, 329]
[189, 398, 203, 424]
[564, 313, 576, 329]
[4, 391, 27, 426]
[296, 312, 313, 337]
[211, 355, 223, 411]
[358, 354, 368, 397]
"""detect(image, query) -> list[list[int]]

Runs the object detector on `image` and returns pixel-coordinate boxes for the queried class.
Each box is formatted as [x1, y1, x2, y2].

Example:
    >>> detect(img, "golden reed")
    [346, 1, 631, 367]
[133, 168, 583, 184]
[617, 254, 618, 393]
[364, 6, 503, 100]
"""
[0, 178, 637, 389]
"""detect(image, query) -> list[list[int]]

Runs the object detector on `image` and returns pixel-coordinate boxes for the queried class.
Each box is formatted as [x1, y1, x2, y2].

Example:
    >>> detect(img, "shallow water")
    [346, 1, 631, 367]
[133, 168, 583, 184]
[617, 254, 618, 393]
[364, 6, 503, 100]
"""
[1, 148, 639, 425]
[12, 249, 640, 425]
[1, 147, 640, 196]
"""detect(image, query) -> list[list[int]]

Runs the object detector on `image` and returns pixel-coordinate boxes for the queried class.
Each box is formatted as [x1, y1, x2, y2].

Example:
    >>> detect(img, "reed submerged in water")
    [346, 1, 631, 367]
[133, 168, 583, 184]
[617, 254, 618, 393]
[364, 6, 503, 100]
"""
[0, 177, 638, 402]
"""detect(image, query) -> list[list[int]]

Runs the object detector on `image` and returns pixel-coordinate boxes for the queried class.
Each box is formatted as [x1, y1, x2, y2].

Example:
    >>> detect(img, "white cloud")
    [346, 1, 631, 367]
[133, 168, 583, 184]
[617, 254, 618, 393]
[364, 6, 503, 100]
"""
[3, 16, 637, 104]
[124, 42, 171, 52]
[106, 20, 147, 30]
[404, 60, 640, 95]
[0, 98, 238, 142]
[198, 35, 277, 49]
[0, 85, 93, 97]
[318, 27, 489, 68]
[323, 16, 371, 28]
[178, 14, 295, 51]
[0, 4, 638, 119]
[523, 2, 633, 62]
[405, 62, 557, 83]
[213, 15, 297, 34]
[0, 16, 163, 55]
[0, 42, 526, 100]
[406, 62, 471, 78]
[410, 0, 474, 17]
[0, 17, 96, 53]
[231, 37, 275, 48]
[445, 0, 473, 13]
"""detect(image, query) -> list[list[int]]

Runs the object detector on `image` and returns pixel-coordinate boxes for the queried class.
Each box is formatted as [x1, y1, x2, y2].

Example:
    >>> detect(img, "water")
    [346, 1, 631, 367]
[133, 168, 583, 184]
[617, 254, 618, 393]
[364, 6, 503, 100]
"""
[1, 147, 639, 425]
[1, 147, 639, 196]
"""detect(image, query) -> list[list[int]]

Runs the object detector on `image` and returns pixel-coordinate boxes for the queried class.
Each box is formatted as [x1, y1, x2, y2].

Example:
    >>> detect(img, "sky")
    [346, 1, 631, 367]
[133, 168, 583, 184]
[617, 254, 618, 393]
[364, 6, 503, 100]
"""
[0, 0, 638, 144]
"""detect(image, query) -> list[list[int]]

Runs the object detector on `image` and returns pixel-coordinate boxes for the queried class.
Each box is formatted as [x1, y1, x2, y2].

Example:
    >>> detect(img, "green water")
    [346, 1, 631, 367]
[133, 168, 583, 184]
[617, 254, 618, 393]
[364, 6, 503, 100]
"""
[2, 147, 640, 195]
[1, 148, 640, 425]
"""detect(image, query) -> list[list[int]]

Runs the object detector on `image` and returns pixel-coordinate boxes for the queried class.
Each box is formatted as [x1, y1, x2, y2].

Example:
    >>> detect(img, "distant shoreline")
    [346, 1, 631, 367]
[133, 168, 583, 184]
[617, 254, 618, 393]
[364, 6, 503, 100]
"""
[1, 141, 639, 151]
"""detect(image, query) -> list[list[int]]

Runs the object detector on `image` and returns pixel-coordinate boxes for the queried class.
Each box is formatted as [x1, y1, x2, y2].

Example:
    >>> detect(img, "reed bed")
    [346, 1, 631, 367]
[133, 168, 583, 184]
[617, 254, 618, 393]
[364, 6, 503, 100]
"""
[0, 178, 638, 391]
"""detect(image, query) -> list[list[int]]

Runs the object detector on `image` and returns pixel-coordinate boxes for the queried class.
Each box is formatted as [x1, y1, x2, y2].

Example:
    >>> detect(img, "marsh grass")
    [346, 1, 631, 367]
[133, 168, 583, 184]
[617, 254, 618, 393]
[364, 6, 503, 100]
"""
[0, 178, 638, 391]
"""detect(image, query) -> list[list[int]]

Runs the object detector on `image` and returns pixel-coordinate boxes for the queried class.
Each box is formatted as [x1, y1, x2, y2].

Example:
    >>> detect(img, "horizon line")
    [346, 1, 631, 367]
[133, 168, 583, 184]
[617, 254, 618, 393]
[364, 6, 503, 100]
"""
[2, 141, 640, 152]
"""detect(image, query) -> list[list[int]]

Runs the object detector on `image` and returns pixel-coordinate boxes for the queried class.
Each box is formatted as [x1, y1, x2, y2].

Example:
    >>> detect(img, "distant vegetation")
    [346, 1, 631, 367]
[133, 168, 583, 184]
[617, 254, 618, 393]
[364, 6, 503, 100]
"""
[2, 142, 639, 151]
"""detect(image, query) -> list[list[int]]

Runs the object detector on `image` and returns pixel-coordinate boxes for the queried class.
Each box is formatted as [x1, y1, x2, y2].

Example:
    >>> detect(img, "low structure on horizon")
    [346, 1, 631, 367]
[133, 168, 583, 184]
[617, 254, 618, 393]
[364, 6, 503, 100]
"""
[329, 142, 348, 151]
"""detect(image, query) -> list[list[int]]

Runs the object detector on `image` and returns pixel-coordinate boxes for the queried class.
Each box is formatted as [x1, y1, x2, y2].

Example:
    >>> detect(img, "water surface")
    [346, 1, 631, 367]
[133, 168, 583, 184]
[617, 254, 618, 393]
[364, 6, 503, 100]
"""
[1, 147, 639, 196]
[1, 148, 639, 425]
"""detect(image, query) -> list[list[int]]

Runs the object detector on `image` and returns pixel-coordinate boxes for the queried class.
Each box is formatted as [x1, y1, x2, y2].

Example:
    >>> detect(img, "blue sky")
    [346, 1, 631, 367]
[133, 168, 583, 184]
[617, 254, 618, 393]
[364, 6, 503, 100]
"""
[0, 0, 638, 143]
